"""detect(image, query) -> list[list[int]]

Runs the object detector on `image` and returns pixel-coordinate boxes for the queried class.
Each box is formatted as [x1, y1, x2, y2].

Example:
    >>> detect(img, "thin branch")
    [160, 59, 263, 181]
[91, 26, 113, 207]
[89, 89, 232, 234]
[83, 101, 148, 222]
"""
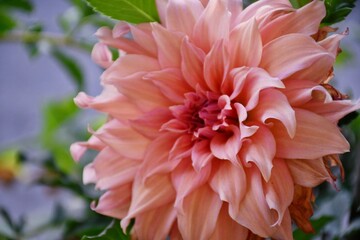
[0, 31, 92, 52]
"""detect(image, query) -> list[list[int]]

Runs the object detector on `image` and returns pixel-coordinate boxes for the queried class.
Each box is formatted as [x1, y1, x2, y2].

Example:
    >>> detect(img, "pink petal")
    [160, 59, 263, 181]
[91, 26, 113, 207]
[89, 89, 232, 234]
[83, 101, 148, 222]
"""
[241, 125, 275, 182]
[180, 37, 206, 89]
[209, 161, 246, 219]
[192, 0, 230, 52]
[144, 68, 192, 104]
[273, 108, 350, 159]
[234, 167, 277, 237]
[229, 18, 262, 68]
[138, 133, 181, 180]
[152, 22, 184, 68]
[260, 34, 334, 80]
[209, 204, 249, 240]
[287, 158, 333, 187]
[92, 147, 139, 190]
[130, 23, 158, 57]
[260, 0, 326, 44]
[83, 163, 96, 184]
[134, 203, 177, 240]
[74, 86, 141, 119]
[92, 120, 149, 160]
[234, 103, 259, 139]
[303, 99, 360, 123]
[177, 184, 222, 240]
[130, 108, 173, 139]
[191, 139, 213, 171]
[264, 159, 294, 226]
[210, 125, 242, 163]
[204, 39, 229, 93]
[121, 174, 176, 230]
[91, 43, 113, 68]
[91, 183, 131, 219]
[234, 67, 284, 110]
[251, 89, 296, 138]
[166, 0, 204, 36]
[172, 160, 211, 211]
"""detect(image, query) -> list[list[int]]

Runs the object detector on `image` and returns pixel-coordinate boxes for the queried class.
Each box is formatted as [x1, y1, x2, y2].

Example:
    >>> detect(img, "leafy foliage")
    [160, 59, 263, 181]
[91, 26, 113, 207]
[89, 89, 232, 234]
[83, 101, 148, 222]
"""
[82, 220, 133, 240]
[322, 0, 356, 25]
[52, 48, 84, 91]
[293, 216, 334, 240]
[85, 0, 160, 24]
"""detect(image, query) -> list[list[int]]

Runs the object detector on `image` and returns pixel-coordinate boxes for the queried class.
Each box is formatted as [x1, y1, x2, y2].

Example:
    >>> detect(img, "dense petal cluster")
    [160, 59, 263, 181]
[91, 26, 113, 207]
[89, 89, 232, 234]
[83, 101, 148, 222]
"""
[71, 0, 360, 239]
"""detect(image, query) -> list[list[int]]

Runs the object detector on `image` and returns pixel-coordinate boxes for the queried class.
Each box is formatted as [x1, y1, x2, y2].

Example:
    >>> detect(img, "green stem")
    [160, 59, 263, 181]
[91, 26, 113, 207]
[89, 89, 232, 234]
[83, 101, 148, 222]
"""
[0, 31, 92, 52]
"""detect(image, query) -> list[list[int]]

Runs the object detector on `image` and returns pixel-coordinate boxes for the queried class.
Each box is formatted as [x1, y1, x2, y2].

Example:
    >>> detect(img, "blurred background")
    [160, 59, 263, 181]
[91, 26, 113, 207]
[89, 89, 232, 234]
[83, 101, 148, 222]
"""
[0, 0, 360, 239]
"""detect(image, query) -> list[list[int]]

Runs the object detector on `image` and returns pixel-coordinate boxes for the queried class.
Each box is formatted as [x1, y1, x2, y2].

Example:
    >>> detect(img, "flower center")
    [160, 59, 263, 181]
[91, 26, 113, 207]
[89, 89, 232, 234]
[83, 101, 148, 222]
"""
[162, 92, 238, 138]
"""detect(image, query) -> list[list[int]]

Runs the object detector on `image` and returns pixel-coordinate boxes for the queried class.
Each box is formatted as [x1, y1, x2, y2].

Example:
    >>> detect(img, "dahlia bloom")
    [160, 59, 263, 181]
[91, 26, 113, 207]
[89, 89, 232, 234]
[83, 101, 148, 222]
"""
[71, 0, 360, 239]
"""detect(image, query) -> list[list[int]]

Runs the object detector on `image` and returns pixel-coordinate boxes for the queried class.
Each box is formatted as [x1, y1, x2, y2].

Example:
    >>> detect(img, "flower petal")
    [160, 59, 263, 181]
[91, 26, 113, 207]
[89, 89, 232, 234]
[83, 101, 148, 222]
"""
[229, 18, 262, 68]
[134, 203, 177, 240]
[210, 204, 249, 240]
[210, 125, 241, 163]
[251, 89, 296, 138]
[287, 158, 333, 187]
[178, 184, 222, 240]
[273, 108, 350, 159]
[192, 0, 230, 52]
[191, 139, 213, 171]
[260, 34, 334, 80]
[121, 174, 176, 230]
[241, 125, 275, 182]
[209, 161, 246, 219]
[166, 0, 204, 36]
[204, 39, 229, 93]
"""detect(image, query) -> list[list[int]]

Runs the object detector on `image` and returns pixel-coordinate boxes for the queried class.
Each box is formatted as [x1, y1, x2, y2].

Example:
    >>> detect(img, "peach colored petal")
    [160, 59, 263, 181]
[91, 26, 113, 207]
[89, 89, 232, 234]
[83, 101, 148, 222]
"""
[130, 108, 173, 139]
[260, 0, 326, 44]
[260, 34, 334, 80]
[177, 184, 222, 240]
[192, 0, 230, 52]
[274, 108, 350, 159]
[130, 23, 158, 57]
[166, 0, 204, 36]
[264, 159, 294, 226]
[210, 204, 249, 240]
[152, 22, 184, 68]
[241, 125, 275, 182]
[204, 39, 229, 93]
[287, 158, 333, 187]
[180, 37, 206, 89]
[191, 140, 213, 171]
[229, 18, 262, 68]
[91, 42, 113, 68]
[121, 174, 176, 231]
[91, 120, 149, 160]
[91, 183, 131, 219]
[144, 68, 192, 104]
[134, 203, 177, 240]
[209, 161, 246, 219]
[251, 89, 296, 138]
[172, 160, 211, 211]
[210, 125, 241, 163]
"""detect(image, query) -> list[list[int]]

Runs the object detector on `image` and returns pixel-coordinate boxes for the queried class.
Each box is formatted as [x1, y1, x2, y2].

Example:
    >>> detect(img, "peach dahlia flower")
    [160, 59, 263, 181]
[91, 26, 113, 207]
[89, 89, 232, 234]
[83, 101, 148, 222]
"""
[71, 0, 360, 239]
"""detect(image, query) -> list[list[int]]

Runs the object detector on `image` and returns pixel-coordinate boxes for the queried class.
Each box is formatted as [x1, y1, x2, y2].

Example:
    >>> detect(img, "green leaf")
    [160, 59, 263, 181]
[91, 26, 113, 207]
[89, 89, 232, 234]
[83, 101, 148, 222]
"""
[85, 0, 160, 24]
[52, 49, 84, 91]
[24, 23, 43, 58]
[322, 0, 356, 25]
[242, 0, 258, 8]
[0, 0, 33, 12]
[289, 0, 311, 8]
[81, 220, 130, 240]
[293, 216, 335, 240]
[41, 98, 79, 173]
[0, 10, 16, 35]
